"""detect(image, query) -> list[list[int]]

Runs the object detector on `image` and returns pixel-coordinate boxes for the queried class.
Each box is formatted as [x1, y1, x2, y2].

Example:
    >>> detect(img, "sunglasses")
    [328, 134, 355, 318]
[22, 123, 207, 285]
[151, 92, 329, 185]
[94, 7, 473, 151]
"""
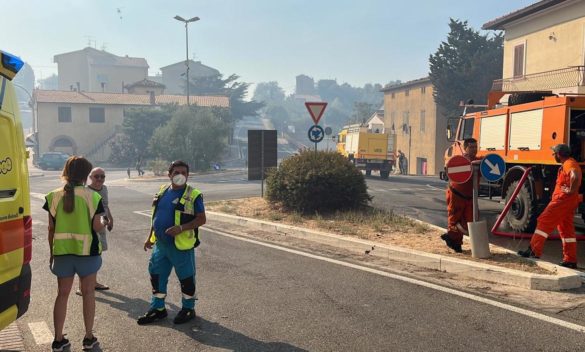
[92, 174, 106, 179]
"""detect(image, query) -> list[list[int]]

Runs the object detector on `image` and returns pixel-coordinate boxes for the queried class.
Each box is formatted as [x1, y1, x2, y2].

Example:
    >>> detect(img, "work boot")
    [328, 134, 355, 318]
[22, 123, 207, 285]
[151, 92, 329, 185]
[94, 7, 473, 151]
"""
[559, 261, 577, 269]
[173, 308, 196, 324]
[517, 247, 539, 258]
[441, 234, 463, 253]
[137, 308, 167, 325]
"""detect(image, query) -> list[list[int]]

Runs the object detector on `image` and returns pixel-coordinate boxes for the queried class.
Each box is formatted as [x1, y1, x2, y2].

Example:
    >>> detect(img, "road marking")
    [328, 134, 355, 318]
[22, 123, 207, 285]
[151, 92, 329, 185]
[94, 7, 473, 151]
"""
[30, 192, 46, 201]
[134, 210, 152, 217]
[204, 226, 585, 334]
[28, 321, 54, 345]
[426, 184, 445, 191]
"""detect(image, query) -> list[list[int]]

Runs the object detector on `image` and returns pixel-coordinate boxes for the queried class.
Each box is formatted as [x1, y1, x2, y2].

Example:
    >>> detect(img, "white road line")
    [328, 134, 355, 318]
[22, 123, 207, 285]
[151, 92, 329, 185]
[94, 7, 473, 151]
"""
[133, 210, 152, 217]
[203, 226, 585, 334]
[426, 184, 445, 191]
[30, 192, 46, 201]
[28, 321, 53, 345]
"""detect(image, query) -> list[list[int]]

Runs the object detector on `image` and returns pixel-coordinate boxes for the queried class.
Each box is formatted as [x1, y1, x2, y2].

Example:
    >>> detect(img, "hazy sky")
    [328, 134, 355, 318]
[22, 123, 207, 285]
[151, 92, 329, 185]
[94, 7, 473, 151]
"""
[4, 0, 535, 93]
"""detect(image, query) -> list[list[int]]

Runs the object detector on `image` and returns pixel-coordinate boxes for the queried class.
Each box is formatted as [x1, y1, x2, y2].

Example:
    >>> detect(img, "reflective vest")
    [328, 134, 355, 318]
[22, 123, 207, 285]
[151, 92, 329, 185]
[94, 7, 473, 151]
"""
[46, 186, 102, 256]
[150, 184, 202, 250]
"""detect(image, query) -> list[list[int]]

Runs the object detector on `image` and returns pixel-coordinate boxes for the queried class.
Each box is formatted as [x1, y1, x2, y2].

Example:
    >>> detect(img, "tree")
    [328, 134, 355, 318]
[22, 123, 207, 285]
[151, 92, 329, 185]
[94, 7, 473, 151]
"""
[429, 19, 503, 118]
[350, 102, 377, 124]
[119, 105, 177, 159]
[149, 107, 229, 171]
[108, 134, 138, 166]
[253, 81, 285, 105]
[187, 73, 264, 122]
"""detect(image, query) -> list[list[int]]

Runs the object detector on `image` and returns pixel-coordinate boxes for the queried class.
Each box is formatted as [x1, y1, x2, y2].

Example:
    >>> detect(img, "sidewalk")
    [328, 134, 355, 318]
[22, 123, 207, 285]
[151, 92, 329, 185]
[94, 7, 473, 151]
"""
[206, 211, 583, 291]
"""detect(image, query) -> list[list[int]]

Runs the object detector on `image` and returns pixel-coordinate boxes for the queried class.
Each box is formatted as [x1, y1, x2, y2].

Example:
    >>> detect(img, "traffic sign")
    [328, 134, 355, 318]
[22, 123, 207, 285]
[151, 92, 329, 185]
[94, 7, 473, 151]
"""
[308, 125, 324, 143]
[480, 153, 506, 182]
[305, 102, 327, 125]
[446, 155, 472, 184]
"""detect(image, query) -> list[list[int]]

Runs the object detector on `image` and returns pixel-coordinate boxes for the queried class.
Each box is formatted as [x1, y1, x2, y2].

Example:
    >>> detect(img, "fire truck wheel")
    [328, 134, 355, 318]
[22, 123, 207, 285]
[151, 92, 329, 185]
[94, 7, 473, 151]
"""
[504, 180, 538, 232]
[380, 171, 390, 179]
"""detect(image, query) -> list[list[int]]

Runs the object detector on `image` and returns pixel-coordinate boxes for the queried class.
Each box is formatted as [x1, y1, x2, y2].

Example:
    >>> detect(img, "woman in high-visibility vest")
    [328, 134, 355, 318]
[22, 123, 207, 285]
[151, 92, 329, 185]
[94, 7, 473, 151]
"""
[44, 156, 105, 352]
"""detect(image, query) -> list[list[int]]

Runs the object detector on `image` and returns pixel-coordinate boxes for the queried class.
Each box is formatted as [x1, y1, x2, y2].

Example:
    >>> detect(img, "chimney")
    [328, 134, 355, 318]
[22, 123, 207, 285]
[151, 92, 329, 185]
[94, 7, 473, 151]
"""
[70, 85, 74, 91]
[149, 91, 156, 105]
[101, 82, 105, 92]
[76, 82, 80, 92]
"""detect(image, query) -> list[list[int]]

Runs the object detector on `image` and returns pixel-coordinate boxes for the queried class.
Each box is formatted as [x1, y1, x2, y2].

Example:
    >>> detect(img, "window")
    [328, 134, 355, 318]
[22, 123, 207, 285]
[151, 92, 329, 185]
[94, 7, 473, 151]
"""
[405, 89, 410, 97]
[459, 118, 475, 140]
[513, 44, 525, 77]
[420, 110, 426, 132]
[89, 107, 105, 123]
[58, 106, 71, 123]
[421, 86, 426, 94]
[402, 111, 410, 132]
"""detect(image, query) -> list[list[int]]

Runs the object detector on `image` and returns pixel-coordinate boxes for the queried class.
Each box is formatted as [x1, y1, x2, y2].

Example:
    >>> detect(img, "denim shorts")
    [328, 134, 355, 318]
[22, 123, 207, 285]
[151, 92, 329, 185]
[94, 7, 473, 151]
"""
[51, 255, 102, 278]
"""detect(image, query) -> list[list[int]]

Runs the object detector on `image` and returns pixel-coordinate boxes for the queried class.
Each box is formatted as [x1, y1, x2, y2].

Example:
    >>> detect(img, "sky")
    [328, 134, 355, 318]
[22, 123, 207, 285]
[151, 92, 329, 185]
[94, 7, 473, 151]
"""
[3, 0, 537, 94]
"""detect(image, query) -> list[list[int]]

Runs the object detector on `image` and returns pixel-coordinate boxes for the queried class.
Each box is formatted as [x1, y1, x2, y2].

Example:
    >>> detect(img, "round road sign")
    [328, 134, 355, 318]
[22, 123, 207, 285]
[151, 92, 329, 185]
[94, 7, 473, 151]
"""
[308, 125, 325, 143]
[446, 155, 472, 184]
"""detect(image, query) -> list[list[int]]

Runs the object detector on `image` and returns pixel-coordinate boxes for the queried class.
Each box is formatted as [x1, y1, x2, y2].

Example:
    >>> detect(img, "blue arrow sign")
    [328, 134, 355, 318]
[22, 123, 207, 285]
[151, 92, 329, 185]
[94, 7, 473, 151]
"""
[480, 153, 506, 182]
[308, 125, 324, 143]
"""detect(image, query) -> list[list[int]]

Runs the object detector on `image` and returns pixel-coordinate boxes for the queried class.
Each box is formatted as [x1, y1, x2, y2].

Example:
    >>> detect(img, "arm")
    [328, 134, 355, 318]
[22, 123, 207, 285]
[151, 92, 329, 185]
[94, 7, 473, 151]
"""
[105, 207, 114, 231]
[165, 212, 206, 236]
[48, 214, 55, 264]
[564, 170, 581, 196]
[144, 226, 154, 251]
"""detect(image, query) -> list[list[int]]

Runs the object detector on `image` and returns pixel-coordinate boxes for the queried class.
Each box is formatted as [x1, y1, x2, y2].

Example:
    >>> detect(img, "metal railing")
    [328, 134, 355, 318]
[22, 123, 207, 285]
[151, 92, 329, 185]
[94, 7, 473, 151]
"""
[492, 66, 585, 92]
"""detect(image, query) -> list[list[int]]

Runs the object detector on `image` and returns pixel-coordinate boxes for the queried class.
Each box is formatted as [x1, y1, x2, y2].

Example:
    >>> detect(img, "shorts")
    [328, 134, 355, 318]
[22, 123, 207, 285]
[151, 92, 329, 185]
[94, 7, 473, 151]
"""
[98, 229, 108, 251]
[51, 255, 102, 278]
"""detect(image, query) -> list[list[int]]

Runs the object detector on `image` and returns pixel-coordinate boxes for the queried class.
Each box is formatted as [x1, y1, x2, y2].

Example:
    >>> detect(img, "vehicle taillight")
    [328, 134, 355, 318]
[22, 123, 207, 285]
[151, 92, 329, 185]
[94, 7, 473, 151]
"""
[23, 216, 32, 264]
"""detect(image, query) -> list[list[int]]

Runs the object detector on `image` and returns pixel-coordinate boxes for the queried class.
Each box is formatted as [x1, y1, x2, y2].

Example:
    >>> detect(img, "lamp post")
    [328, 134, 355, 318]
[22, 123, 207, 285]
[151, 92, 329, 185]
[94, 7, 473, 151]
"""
[174, 15, 200, 106]
[13, 83, 38, 160]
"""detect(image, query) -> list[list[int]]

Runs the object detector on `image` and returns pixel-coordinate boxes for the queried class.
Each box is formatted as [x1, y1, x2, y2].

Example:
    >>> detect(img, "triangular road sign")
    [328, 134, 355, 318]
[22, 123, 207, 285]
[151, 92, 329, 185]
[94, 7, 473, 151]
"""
[305, 102, 328, 125]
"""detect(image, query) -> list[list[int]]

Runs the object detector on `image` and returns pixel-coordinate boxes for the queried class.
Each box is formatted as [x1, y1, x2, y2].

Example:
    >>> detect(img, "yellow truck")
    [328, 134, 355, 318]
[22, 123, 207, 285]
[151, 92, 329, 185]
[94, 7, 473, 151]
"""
[337, 124, 395, 179]
[0, 50, 31, 331]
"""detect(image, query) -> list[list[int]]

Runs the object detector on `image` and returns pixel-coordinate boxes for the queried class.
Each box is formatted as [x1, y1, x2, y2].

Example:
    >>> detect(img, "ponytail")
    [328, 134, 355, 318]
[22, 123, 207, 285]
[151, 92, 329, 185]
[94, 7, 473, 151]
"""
[63, 182, 75, 213]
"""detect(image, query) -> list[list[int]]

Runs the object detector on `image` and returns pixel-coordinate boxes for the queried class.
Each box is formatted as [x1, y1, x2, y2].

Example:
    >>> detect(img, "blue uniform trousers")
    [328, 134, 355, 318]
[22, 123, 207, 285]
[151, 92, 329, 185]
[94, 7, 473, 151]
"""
[148, 240, 196, 310]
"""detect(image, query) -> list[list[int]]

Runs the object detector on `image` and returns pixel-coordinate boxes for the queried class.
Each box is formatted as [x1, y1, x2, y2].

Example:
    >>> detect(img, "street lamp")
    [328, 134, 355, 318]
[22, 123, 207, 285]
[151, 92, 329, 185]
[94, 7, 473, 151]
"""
[174, 15, 200, 106]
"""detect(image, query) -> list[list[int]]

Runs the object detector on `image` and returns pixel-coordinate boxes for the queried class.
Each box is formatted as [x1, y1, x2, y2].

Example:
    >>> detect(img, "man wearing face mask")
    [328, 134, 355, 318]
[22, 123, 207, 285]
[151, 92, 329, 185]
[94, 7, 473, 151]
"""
[518, 144, 582, 268]
[138, 160, 206, 325]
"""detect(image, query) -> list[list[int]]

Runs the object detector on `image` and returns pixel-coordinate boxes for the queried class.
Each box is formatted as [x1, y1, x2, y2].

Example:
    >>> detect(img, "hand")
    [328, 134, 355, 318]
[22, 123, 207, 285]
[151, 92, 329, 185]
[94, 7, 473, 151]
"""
[561, 186, 570, 194]
[144, 240, 153, 251]
[49, 254, 54, 267]
[165, 225, 183, 237]
[107, 219, 113, 232]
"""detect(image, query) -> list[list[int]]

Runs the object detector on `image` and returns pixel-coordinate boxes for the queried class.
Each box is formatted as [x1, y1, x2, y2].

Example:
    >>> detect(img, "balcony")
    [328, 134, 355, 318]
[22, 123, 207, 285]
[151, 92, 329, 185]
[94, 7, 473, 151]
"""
[491, 66, 585, 92]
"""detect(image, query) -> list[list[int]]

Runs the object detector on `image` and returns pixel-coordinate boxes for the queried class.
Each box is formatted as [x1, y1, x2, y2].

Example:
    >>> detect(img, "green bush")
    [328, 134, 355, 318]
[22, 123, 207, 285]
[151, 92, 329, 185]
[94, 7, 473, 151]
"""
[149, 159, 168, 176]
[266, 150, 371, 213]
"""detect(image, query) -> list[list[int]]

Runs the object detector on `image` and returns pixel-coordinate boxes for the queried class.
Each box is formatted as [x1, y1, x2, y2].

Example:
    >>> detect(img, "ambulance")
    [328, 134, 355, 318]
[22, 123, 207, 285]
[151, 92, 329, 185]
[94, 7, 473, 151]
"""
[0, 50, 32, 331]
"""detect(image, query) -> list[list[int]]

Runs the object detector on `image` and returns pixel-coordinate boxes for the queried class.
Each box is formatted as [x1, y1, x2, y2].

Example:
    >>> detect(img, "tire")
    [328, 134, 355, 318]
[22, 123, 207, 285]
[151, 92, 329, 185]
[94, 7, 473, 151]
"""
[504, 180, 538, 232]
[365, 169, 372, 176]
[380, 170, 390, 179]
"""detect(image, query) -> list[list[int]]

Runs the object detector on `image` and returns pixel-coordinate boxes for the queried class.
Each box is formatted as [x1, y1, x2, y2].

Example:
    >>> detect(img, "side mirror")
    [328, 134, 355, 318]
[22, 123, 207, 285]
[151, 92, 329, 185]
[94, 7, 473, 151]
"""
[446, 126, 453, 141]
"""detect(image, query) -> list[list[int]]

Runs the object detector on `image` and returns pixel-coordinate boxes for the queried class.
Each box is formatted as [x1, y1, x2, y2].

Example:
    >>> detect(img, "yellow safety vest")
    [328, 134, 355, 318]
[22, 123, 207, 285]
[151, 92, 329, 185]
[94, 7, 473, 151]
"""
[46, 186, 102, 256]
[149, 184, 202, 250]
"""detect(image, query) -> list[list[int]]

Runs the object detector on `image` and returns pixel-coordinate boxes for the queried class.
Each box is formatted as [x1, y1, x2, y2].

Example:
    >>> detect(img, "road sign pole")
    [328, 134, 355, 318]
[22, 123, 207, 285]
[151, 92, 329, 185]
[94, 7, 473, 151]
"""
[473, 163, 479, 222]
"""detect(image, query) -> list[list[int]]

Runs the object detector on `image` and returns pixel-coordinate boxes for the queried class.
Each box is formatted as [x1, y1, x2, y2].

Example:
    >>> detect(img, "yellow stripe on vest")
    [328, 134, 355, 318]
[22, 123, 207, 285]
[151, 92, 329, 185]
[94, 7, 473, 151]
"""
[54, 232, 92, 255]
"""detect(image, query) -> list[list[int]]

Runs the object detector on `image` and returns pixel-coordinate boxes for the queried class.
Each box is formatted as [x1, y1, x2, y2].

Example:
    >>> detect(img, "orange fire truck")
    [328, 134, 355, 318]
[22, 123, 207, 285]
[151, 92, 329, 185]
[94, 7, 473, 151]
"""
[443, 92, 585, 233]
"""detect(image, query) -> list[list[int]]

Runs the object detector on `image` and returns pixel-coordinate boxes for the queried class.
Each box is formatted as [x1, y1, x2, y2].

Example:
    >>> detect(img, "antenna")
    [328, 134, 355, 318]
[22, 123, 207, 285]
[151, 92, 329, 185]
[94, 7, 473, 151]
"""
[101, 42, 108, 51]
[83, 35, 95, 47]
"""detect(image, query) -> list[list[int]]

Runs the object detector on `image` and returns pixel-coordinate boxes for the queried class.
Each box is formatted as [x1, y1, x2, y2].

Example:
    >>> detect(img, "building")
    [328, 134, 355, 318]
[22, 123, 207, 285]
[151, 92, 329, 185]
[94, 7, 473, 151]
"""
[483, 0, 585, 94]
[160, 60, 219, 95]
[381, 77, 448, 175]
[366, 108, 385, 133]
[125, 79, 166, 95]
[296, 74, 316, 95]
[34, 90, 229, 162]
[54, 47, 148, 93]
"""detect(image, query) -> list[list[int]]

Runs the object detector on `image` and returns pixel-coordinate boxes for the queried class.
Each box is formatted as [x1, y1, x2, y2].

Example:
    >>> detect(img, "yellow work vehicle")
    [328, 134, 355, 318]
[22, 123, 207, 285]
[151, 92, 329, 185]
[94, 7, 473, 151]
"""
[0, 50, 32, 331]
[337, 124, 395, 179]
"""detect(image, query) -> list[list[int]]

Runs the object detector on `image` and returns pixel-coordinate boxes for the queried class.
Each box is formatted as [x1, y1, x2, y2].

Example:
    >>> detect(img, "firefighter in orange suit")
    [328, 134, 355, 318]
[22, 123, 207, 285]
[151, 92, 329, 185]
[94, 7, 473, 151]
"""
[519, 144, 582, 268]
[442, 138, 479, 253]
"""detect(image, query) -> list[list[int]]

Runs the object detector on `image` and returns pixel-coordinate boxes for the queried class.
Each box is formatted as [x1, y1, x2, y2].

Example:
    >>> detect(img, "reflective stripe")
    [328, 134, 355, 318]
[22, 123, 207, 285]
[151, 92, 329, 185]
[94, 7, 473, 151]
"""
[182, 293, 195, 300]
[153, 293, 166, 299]
[53, 232, 92, 255]
[534, 229, 549, 239]
[456, 223, 468, 235]
[562, 238, 577, 243]
[49, 188, 97, 220]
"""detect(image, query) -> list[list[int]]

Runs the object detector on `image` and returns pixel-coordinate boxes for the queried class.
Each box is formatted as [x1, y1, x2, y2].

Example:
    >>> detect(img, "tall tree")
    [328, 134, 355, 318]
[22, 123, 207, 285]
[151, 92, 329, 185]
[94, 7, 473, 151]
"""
[253, 81, 285, 105]
[429, 18, 503, 118]
[118, 105, 177, 158]
[187, 73, 264, 122]
[149, 107, 229, 171]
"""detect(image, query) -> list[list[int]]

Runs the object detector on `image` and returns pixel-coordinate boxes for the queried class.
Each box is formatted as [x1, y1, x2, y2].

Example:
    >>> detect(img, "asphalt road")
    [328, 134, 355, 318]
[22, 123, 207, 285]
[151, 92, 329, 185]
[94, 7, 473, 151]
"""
[14, 169, 585, 351]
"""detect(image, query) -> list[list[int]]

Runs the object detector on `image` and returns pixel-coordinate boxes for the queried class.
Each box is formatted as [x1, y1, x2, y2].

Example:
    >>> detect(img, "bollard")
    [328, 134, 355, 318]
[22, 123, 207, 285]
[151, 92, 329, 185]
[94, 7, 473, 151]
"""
[468, 220, 491, 259]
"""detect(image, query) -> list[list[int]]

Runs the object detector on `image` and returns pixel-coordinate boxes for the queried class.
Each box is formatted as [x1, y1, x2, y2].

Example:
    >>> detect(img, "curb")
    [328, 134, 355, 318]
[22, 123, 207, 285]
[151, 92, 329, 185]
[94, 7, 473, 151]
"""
[207, 211, 582, 291]
[124, 169, 245, 182]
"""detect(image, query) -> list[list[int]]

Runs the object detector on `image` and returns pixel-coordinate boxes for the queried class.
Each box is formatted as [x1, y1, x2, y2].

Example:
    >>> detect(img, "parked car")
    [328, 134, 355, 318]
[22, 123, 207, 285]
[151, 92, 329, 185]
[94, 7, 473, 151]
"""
[38, 152, 69, 170]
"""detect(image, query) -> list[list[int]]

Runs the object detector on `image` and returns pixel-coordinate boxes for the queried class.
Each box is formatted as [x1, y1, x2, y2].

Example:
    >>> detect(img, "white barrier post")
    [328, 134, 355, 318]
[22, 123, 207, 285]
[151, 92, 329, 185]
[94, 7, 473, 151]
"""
[468, 163, 491, 258]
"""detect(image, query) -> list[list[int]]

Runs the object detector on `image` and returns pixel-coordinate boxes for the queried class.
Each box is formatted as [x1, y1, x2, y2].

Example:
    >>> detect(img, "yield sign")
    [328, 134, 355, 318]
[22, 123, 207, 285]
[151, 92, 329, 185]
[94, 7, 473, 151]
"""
[446, 155, 472, 184]
[305, 102, 328, 125]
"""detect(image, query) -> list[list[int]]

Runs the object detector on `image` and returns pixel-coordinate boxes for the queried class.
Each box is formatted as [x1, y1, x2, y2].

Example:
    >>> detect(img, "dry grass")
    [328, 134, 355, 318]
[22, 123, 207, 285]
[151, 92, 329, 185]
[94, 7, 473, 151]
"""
[207, 197, 552, 274]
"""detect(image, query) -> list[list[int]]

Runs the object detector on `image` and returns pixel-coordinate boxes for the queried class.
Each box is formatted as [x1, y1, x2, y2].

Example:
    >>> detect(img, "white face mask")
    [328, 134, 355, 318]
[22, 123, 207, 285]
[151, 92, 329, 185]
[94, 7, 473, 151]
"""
[172, 174, 187, 186]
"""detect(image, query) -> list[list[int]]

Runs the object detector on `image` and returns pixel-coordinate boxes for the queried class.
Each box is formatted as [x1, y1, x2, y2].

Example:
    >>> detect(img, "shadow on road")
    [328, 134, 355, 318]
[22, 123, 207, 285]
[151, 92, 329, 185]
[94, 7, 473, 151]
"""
[96, 291, 308, 352]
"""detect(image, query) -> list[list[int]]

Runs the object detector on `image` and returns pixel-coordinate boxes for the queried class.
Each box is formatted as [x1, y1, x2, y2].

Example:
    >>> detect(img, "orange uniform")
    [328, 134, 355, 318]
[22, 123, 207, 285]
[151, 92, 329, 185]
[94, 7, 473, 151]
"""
[530, 158, 582, 263]
[446, 156, 478, 246]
